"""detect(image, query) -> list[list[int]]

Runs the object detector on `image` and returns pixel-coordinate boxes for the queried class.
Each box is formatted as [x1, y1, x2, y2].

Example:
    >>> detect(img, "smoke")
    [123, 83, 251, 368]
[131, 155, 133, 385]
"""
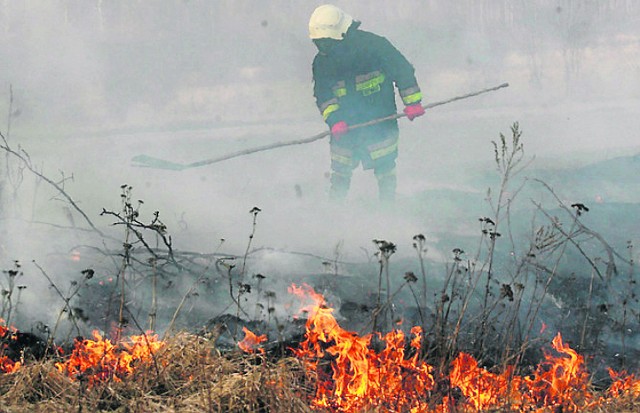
[0, 2, 638, 365]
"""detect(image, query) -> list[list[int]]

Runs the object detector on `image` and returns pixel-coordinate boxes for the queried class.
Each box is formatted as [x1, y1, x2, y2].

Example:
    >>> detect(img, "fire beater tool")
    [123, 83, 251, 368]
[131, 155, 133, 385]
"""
[131, 82, 509, 171]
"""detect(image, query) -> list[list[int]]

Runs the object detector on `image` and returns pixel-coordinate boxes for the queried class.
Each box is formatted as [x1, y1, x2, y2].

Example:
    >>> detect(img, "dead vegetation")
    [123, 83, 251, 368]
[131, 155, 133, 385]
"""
[1, 328, 639, 412]
[0, 118, 638, 412]
[0, 332, 312, 413]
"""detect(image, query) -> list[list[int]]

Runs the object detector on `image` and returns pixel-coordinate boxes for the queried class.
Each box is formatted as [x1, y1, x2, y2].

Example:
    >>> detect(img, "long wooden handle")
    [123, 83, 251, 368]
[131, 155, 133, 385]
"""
[185, 82, 510, 169]
[132, 82, 509, 171]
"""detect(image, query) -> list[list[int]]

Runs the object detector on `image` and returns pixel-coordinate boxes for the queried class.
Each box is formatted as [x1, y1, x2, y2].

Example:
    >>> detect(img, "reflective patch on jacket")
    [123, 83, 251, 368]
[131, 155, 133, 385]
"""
[330, 145, 354, 166]
[332, 81, 347, 98]
[399, 85, 422, 105]
[355, 71, 385, 96]
[368, 135, 399, 160]
[320, 97, 340, 120]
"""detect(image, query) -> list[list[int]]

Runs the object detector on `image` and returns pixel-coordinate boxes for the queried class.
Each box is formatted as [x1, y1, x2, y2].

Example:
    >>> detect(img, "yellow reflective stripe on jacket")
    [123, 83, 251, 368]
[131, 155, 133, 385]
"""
[369, 140, 398, 160]
[330, 145, 353, 165]
[319, 97, 337, 111]
[356, 71, 385, 95]
[400, 86, 422, 105]
[331, 152, 352, 165]
[333, 81, 347, 98]
[402, 91, 422, 105]
[320, 97, 339, 120]
[322, 103, 340, 120]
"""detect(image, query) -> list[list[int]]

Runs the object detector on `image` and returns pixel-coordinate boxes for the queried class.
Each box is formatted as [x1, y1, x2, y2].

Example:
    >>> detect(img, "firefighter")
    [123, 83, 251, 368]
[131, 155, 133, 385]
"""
[309, 4, 425, 202]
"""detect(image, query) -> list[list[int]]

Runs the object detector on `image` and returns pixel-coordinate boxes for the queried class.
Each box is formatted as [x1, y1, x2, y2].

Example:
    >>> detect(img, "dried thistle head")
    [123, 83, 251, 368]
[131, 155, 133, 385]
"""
[499, 284, 514, 302]
[404, 272, 418, 283]
[571, 203, 590, 216]
[373, 239, 397, 256]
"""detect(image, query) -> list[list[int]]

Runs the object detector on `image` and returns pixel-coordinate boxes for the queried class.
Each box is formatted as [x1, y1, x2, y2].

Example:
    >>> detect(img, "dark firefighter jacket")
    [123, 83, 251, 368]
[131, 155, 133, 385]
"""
[312, 22, 422, 132]
[312, 22, 422, 169]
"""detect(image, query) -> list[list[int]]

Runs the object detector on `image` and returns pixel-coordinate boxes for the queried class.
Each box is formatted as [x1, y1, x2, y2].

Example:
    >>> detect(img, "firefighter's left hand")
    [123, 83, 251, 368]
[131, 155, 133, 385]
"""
[331, 121, 349, 140]
[404, 103, 425, 121]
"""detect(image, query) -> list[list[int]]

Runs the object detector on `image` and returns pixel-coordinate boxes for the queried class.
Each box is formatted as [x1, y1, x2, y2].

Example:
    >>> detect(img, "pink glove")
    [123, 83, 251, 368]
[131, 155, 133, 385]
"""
[404, 103, 425, 121]
[331, 121, 349, 140]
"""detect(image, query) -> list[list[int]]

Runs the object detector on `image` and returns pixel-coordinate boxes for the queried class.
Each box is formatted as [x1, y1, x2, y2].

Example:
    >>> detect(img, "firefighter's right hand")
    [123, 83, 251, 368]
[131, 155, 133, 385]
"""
[331, 121, 349, 140]
[404, 103, 425, 121]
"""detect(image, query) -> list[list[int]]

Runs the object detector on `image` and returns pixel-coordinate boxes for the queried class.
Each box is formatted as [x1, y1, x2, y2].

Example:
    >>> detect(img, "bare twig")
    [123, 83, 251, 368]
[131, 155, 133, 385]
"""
[0, 130, 104, 236]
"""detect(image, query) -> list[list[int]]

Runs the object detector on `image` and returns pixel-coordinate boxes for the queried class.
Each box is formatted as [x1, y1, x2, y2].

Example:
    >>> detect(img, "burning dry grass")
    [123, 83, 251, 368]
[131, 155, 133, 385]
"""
[1, 282, 639, 413]
[0, 328, 639, 412]
[0, 332, 312, 413]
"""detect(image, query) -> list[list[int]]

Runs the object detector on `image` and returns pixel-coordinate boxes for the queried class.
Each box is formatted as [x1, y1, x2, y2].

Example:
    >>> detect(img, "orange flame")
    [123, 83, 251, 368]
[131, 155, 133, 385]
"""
[238, 326, 267, 354]
[524, 332, 593, 410]
[290, 283, 435, 412]
[289, 284, 640, 413]
[0, 293, 639, 412]
[451, 332, 596, 411]
[450, 352, 521, 410]
[0, 318, 18, 338]
[0, 320, 7, 338]
[0, 319, 21, 374]
[0, 356, 21, 374]
[55, 330, 163, 385]
[608, 368, 640, 398]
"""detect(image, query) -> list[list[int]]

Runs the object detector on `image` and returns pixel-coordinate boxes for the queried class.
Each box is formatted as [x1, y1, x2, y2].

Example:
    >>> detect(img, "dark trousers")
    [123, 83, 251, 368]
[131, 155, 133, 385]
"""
[329, 125, 398, 202]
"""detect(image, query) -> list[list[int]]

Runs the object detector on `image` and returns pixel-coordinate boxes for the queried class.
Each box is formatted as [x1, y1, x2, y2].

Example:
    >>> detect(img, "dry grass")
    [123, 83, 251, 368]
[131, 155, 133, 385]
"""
[0, 332, 312, 413]
[0, 331, 638, 413]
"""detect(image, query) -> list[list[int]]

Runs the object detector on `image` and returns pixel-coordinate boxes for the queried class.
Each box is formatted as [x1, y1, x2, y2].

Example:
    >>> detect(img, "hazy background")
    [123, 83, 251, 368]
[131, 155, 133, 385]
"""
[0, 1, 638, 345]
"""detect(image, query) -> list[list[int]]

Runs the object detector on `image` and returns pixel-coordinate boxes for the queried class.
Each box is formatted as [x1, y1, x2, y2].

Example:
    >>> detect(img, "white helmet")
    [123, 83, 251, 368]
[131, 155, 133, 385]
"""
[308, 4, 353, 40]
